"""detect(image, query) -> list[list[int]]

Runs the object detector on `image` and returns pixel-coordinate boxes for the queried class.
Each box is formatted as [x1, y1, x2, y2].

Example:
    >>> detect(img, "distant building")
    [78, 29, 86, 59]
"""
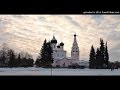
[79, 60, 89, 68]
[51, 34, 80, 67]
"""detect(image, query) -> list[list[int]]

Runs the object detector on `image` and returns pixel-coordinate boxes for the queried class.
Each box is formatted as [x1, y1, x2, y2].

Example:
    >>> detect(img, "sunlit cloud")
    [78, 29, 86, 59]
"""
[0, 15, 120, 61]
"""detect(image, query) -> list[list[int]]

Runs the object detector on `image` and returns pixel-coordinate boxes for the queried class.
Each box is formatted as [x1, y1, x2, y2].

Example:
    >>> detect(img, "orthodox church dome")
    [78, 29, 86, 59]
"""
[51, 35, 57, 43]
[57, 45, 60, 48]
[60, 42, 64, 46]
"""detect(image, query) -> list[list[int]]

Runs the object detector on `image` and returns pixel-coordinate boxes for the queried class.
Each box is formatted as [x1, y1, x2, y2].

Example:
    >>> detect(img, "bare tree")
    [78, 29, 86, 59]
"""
[0, 43, 9, 67]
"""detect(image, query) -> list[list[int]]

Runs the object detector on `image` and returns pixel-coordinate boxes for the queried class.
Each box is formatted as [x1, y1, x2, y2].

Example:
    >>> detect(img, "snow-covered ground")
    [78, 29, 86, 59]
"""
[0, 67, 120, 76]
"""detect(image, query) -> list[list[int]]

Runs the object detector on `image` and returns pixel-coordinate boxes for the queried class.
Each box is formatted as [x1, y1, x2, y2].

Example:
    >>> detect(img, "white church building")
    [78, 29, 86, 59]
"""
[51, 34, 80, 67]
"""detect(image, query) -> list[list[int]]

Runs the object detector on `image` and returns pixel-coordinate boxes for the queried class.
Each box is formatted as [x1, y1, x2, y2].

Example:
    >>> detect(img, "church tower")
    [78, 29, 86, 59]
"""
[71, 34, 79, 61]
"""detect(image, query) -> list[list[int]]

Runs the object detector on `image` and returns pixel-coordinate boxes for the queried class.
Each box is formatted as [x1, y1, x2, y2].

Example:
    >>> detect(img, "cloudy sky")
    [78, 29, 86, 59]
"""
[0, 15, 120, 62]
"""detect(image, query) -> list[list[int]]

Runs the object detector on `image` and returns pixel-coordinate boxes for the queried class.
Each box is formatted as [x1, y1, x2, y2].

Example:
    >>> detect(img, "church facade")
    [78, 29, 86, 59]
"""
[51, 34, 80, 67]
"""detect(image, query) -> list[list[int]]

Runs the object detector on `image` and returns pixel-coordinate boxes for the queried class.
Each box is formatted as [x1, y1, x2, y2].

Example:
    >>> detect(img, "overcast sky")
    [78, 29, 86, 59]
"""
[0, 15, 120, 62]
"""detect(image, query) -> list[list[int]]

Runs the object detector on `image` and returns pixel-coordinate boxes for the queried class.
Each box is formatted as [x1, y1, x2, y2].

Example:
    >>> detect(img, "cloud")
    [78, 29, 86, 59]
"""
[107, 30, 120, 41]
[0, 15, 119, 62]
[38, 16, 47, 22]
[12, 15, 26, 18]
[0, 18, 9, 30]
[64, 16, 81, 28]
[91, 15, 104, 24]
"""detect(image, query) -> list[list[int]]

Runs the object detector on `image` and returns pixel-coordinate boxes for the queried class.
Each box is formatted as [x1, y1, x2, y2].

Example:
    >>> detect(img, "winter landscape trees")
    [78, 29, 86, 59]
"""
[89, 38, 109, 69]
[89, 45, 96, 69]
[0, 38, 118, 69]
[0, 43, 34, 67]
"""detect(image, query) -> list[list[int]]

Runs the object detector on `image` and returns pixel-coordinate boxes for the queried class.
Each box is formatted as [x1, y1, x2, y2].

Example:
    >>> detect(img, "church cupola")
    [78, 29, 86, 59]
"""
[60, 41, 64, 50]
[51, 35, 57, 44]
[60, 42, 64, 46]
[74, 33, 76, 37]
[51, 35, 57, 50]
[57, 45, 60, 48]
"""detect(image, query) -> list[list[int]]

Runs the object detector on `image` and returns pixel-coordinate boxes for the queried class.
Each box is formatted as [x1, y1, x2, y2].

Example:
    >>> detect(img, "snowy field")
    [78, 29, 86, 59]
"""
[0, 67, 120, 76]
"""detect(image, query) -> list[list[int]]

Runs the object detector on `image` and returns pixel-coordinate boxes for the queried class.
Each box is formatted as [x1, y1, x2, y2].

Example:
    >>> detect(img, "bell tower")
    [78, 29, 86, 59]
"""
[71, 34, 79, 61]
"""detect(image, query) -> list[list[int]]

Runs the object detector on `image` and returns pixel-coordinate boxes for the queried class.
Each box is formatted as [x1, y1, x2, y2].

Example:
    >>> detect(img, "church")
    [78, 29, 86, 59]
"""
[51, 34, 80, 67]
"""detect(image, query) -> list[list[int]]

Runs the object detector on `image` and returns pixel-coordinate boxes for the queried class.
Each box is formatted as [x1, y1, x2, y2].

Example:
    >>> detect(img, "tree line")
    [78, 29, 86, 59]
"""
[0, 43, 34, 67]
[89, 38, 109, 69]
[0, 38, 117, 69]
[0, 39, 54, 68]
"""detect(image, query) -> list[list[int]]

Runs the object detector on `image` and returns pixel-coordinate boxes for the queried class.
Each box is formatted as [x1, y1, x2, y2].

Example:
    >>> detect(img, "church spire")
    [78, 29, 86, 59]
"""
[73, 33, 78, 47]
[52, 35, 56, 40]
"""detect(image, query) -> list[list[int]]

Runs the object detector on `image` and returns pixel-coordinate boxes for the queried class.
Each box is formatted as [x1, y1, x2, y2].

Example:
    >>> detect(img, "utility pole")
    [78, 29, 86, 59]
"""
[51, 65, 52, 76]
